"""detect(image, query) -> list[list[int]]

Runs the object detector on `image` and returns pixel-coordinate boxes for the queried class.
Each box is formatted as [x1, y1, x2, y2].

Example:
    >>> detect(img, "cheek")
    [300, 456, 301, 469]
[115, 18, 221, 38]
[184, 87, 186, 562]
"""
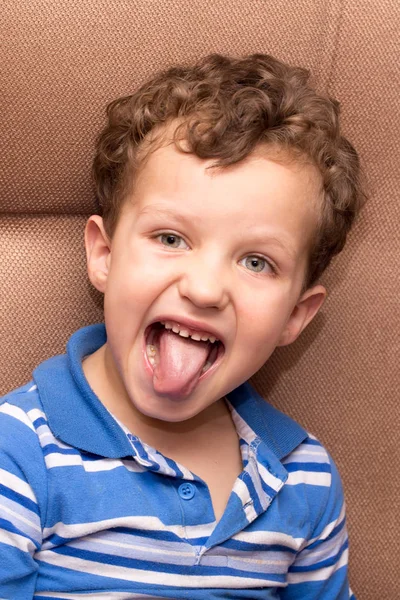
[236, 293, 291, 350]
[108, 250, 169, 298]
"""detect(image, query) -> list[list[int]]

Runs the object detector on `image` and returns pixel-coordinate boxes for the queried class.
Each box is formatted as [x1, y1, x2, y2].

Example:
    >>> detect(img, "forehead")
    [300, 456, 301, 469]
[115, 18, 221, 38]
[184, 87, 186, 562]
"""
[128, 143, 322, 242]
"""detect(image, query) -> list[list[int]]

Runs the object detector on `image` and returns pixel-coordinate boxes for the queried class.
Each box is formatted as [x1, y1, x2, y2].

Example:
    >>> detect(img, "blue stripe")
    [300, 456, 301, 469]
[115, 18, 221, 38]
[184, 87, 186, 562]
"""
[0, 484, 39, 514]
[223, 538, 297, 554]
[0, 518, 41, 549]
[284, 462, 331, 473]
[42, 444, 80, 457]
[99, 526, 183, 543]
[32, 416, 47, 429]
[259, 477, 280, 500]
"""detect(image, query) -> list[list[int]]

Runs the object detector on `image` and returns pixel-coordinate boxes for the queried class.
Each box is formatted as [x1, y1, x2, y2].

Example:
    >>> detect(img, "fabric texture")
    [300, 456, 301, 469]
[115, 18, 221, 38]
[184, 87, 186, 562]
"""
[1, 0, 399, 597]
[0, 325, 353, 599]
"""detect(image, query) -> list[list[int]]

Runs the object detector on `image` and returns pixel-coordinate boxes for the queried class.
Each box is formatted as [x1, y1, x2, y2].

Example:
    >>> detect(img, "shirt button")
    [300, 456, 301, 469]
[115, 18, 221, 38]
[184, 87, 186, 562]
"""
[178, 483, 196, 500]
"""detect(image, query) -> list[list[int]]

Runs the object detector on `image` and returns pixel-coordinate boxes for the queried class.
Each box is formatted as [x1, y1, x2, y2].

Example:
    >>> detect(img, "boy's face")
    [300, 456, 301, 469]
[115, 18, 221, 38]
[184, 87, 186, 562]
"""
[86, 143, 325, 423]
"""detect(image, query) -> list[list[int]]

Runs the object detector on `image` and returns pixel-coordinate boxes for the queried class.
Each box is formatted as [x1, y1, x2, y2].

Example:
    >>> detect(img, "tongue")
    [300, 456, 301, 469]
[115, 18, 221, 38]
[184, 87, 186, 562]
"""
[152, 329, 210, 397]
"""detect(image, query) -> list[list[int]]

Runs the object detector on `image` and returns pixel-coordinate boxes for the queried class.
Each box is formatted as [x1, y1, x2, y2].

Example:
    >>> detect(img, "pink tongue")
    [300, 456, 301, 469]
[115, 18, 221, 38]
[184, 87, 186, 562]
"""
[152, 329, 210, 397]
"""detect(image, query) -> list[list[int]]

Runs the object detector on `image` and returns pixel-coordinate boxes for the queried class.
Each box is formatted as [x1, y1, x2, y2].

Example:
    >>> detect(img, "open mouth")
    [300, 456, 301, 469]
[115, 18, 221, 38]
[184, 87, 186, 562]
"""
[143, 320, 225, 397]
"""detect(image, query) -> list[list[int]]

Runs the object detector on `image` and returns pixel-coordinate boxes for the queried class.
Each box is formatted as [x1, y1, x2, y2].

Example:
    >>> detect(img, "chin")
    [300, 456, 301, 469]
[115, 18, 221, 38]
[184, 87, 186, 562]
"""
[132, 393, 208, 424]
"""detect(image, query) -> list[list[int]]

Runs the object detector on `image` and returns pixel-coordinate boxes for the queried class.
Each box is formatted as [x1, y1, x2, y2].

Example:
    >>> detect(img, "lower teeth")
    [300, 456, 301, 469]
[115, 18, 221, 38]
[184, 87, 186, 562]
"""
[201, 360, 212, 374]
[146, 344, 156, 366]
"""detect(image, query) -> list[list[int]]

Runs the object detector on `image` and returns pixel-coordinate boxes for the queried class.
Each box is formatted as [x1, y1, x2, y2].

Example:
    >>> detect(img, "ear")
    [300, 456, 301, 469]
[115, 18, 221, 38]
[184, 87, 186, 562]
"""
[278, 285, 326, 347]
[84, 215, 112, 293]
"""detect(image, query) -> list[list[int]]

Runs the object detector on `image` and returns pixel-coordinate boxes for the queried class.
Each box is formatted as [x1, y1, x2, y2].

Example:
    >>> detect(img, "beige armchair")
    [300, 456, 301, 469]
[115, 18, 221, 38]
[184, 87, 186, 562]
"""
[1, 1, 399, 597]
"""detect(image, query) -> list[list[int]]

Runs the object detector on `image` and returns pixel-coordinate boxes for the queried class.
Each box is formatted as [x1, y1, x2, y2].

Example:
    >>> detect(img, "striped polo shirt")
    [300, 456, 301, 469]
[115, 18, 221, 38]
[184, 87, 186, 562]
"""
[0, 324, 355, 599]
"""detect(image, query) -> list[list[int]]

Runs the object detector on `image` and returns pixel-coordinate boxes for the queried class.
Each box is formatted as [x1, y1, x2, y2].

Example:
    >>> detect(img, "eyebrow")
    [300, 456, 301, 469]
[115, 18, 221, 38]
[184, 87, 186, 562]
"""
[138, 206, 297, 260]
[137, 206, 191, 225]
[240, 228, 298, 260]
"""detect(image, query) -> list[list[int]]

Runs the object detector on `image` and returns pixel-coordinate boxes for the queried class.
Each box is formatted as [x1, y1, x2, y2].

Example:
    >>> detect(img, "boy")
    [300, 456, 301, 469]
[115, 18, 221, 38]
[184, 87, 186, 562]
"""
[0, 54, 363, 598]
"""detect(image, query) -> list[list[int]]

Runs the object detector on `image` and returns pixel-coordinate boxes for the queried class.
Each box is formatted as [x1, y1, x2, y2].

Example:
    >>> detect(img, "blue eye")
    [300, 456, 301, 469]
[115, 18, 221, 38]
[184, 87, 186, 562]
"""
[242, 256, 272, 273]
[158, 233, 187, 249]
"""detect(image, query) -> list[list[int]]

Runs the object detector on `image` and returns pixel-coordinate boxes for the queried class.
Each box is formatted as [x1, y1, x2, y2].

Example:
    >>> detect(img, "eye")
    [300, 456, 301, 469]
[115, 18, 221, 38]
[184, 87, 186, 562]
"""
[157, 233, 188, 249]
[241, 255, 274, 274]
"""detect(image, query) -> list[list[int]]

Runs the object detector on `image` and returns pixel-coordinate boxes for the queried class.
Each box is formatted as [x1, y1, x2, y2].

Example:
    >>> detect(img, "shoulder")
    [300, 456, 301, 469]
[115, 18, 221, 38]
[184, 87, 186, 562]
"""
[1, 381, 45, 423]
[283, 432, 346, 535]
[0, 382, 49, 514]
[0, 381, 46, 436]
[282, 432, 337, 485]
[280, 435, 352, 596]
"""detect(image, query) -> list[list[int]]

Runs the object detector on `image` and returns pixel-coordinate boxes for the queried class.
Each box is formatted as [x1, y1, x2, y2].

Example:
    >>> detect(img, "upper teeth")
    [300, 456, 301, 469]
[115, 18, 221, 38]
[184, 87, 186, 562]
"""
[161, 321, 218, 343]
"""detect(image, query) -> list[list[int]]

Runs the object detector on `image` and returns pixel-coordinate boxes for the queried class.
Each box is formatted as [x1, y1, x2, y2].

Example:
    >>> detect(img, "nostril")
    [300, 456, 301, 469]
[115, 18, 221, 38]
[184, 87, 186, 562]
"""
[178, 275, 228, 311]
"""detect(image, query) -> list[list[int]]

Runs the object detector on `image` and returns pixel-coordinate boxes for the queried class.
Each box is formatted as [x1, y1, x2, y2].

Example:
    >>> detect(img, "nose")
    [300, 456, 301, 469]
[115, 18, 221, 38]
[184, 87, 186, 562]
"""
[177, 252, 230, 310]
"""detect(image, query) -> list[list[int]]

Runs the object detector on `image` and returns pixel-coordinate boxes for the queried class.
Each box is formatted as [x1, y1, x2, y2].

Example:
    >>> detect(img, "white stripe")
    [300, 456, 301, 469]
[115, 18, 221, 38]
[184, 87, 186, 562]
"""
[233, 477, 251, 507]
[27, 384, 37, 392]
[44, 453, 146, 474]
[38, 430, 73, 450]
[283, 448, 329, 465]
[85, 458, 145, 474]
[27, 408, 46, 422]
[0, 403, 35, 431]
[287, 548, 348, 583]
[232, 479, 258, 522]
[258, 462, 285, 493]
[0, 527, 36, 553]
[233, 529, 304, 552]
[286, 470, 331, 487]
[42, 516, 215, 543]
[227, 404, 258, 445]
[36, 551, 282, 588]
[165, 520, 215, 539]
[0, 468, 38, 503]
[44, 454, 83, 468]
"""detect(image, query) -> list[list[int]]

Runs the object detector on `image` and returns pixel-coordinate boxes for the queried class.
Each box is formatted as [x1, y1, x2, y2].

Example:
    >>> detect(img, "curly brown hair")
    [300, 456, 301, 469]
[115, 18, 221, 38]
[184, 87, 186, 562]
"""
[93, 53, 365, 288]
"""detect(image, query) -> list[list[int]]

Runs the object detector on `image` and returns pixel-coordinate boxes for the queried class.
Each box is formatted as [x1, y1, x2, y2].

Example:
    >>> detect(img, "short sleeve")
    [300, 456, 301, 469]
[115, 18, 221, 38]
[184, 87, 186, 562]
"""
[279, 454, 355, 600]
[0, 400, 47, 599]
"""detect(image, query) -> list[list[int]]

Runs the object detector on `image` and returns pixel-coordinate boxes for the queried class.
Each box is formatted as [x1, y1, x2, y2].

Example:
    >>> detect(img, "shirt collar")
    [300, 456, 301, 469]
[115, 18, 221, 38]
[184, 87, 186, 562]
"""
[33, 324, 307, 461]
